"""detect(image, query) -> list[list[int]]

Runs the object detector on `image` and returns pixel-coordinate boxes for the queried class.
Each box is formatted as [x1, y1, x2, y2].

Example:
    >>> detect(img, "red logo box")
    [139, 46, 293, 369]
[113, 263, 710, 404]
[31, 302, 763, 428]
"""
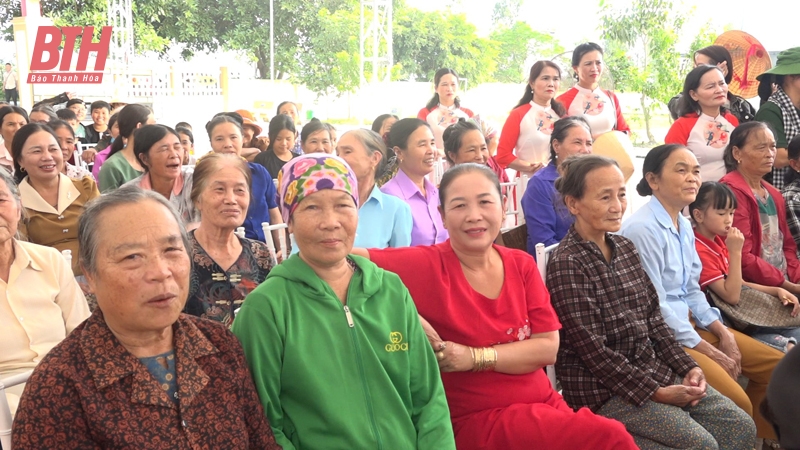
[28, 26, 112, 84]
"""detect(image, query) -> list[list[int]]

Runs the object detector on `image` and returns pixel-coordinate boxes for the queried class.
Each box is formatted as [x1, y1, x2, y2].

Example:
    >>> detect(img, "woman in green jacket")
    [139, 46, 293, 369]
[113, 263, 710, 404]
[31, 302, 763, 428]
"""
[232, 153, 455, 450]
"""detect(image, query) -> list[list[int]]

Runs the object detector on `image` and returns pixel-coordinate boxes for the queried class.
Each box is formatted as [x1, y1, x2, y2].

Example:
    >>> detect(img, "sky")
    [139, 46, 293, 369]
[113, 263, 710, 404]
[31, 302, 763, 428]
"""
[406, 0, 800, 53]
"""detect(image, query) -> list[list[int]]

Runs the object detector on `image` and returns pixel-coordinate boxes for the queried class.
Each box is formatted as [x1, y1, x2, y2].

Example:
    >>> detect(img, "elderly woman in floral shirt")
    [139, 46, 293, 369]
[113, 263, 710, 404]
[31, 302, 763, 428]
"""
[184, 152, 274, 326]
[12, 185, 278, 449]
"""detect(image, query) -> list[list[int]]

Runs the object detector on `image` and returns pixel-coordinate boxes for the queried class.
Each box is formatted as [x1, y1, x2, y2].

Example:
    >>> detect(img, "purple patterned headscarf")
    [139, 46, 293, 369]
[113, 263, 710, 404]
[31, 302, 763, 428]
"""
[277, 153, 359, 222]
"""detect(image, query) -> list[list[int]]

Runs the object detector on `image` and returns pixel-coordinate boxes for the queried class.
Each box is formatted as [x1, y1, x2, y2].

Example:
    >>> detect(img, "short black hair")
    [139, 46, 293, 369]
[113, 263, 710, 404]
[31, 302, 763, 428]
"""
[787, 134, 800, 161]
[176, 126, 194, 144]
[688, 181, 738, 222]
[90, 100, 111, 113]
[56, 108, 78, 121]
[65, 98, 85, 108]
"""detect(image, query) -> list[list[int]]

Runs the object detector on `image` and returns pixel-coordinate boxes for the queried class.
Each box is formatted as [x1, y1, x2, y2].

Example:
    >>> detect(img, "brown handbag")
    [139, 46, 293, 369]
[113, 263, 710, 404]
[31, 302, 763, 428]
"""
[495, 224, 527, 252]
[707, 287, 800, 331]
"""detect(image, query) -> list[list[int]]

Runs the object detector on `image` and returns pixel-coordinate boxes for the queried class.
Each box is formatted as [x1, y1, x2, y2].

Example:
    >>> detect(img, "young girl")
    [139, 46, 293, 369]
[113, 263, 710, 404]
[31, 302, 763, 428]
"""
[691, 181, 800, 352]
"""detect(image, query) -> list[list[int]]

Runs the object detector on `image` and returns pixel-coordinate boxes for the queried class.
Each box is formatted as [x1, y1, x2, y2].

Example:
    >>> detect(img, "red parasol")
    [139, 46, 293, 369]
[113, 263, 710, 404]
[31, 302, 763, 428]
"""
[715, 31, 771, 99]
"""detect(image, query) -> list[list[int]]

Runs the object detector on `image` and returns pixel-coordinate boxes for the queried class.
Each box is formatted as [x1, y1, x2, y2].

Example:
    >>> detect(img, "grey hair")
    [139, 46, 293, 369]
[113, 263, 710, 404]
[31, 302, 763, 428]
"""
[30, 104, 57, 121]
[0, 168, 22, 208]
[78, 185, 190, 275]
[341, 129, 388, 181]
[0, 168, 26, 238]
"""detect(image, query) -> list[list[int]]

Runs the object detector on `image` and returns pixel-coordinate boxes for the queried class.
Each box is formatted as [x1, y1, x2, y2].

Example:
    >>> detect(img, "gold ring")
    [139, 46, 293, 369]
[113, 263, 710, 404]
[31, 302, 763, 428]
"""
[436, 351, 444, 360]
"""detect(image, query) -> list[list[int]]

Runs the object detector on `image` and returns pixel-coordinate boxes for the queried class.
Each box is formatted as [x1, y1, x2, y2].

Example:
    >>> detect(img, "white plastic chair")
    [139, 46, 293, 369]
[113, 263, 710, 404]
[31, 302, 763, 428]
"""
[535, 242, 560, 391]
[432, 158, 448, 185]
[74, 143, 94, 171]
[0, 370, 33, 450]
[499, 174, 529, 229]
[234, 227, 245, 239]
[261, 222, 289, 262]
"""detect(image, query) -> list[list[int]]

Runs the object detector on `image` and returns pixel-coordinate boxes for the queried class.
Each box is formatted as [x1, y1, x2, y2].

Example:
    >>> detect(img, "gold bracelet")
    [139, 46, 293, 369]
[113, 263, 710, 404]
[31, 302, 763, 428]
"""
[470, 347, 498, 372]
[486, 346, 497, 371]
[469, 346, 477, 371]
[472, 347, 481, 372]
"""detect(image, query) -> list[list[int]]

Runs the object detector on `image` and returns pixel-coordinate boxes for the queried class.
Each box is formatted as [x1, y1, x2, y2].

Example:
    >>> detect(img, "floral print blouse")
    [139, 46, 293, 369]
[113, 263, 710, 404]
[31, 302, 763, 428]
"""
[12, 310, 280, 449]
[185, 230, 275, 327]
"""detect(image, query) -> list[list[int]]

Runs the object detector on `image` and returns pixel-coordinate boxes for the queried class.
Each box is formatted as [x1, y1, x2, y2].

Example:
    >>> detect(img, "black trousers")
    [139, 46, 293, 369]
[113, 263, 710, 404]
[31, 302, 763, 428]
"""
[4, 88, 17, 105]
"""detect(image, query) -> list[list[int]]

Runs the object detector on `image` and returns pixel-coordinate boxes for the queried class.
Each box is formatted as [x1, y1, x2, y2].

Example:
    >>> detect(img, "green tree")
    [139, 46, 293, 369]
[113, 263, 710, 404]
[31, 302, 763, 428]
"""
[689, 22, 718, 54]
[393, 8, 498, 84]
[0, 0, 187, 53]
[490, 21, 563, 83]
[600, 0, 686, 144]
[491, 0, 522, 29]
[177, 0, 355, 81]
[0, 0, 506, 95]
[295, 7, 361, 96]
[0, 0, 358, 84]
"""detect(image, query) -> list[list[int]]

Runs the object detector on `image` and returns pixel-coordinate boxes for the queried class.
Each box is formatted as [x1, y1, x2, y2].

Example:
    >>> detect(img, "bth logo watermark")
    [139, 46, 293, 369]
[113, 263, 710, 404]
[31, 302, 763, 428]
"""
[28, 26, 112, 84]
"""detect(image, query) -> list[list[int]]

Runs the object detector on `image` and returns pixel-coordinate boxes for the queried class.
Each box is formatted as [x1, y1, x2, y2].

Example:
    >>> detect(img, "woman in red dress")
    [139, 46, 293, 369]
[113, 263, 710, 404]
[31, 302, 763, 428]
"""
[354, 163, 636, 449]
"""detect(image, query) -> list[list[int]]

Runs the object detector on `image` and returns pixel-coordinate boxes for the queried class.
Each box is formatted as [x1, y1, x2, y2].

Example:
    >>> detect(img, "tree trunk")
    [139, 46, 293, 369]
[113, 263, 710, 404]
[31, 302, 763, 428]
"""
[640, 92, 655, 144]
[255, 47, 269, 79]
[256, 58, 268, 80]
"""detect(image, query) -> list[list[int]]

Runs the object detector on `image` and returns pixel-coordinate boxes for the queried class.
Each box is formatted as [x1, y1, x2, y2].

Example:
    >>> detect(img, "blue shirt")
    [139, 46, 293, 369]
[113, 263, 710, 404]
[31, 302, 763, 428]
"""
[244, 163, 279, 241]
[619, 196, 722, 348]
[521, 163, 574, 254]
[355, 185, 413, 248]
[138, 350, 177, 403]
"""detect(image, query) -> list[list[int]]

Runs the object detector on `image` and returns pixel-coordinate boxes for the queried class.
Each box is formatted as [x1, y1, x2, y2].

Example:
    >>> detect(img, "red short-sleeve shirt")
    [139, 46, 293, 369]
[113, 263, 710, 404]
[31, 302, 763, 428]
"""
[694, 231, 730, 289]
[369, 241, 561, 421]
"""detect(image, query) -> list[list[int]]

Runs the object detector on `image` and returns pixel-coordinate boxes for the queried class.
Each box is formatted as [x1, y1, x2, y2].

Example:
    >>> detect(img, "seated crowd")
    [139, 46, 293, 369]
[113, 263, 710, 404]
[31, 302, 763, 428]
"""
[5, 44, 800, 450]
